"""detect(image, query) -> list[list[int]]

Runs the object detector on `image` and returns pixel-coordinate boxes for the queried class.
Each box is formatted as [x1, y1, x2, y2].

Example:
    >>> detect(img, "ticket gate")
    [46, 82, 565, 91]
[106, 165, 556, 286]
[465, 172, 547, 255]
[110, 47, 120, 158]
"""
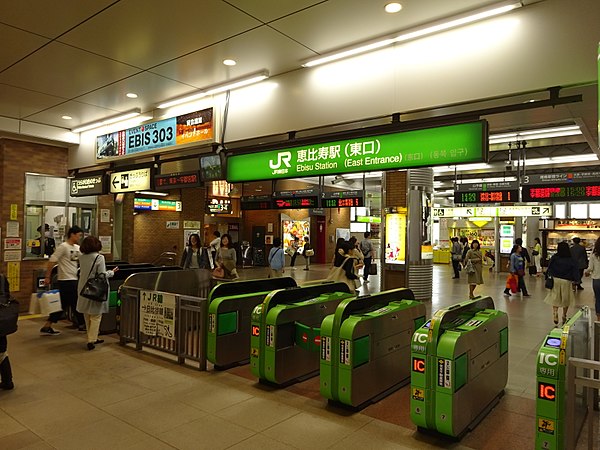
[251, 282, 353, 385]
[320, 288, 425, 408]
[206, 277, 297, 368]
[535, 307, 592, 450]
[410, 297, 508, 438]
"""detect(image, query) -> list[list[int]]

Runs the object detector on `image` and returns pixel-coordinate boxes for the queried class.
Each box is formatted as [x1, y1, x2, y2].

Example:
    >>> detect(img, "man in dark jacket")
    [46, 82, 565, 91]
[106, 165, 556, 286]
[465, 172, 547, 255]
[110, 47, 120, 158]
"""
[570, 237, 588, 290]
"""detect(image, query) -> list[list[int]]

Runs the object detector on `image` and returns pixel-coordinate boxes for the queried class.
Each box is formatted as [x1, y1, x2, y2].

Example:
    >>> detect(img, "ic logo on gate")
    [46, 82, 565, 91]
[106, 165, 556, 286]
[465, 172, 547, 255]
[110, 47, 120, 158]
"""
[412, 357, 426, 373]
[251, 325, 260, 337]
[538, 382, 556, 401]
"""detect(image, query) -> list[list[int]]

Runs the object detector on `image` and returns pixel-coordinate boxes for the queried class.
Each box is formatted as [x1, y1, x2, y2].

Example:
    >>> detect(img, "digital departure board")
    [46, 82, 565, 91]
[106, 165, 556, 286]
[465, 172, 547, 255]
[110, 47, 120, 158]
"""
[155, 171, 201, 190]
[272, 196, 319, 209]
[522, 183, 600, 202]
[241, 195, 272, 211]
[454, 190, 519, 204]
[322, 191, 364, 208]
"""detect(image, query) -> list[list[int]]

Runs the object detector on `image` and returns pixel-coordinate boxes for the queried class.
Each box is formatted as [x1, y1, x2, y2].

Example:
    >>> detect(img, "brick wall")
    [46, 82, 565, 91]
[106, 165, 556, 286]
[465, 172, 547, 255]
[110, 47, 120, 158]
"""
[122, 187, 206, 264]
[0, 139, 69, 309]
[97, 195, 114, 260]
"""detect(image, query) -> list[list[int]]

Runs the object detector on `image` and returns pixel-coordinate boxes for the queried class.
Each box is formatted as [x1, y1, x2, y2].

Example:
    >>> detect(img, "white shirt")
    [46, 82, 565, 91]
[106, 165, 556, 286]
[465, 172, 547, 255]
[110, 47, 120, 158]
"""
[210, 237, 221, 253]
[49, 242, 80, 280]
[587, 254, 600, 280]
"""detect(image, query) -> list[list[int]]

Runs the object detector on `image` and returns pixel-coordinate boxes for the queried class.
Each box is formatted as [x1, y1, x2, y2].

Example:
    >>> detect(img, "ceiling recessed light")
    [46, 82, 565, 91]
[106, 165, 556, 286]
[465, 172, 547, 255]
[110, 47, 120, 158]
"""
[62, 115, 72, 120]
[385, 2, 402, 13]
[223, 59, 237, 66]
[126, 92, 138, 98]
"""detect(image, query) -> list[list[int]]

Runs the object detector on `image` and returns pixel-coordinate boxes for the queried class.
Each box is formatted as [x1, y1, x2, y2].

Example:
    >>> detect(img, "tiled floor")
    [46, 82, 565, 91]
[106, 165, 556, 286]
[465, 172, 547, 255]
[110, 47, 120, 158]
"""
[1, 263, 597, 449]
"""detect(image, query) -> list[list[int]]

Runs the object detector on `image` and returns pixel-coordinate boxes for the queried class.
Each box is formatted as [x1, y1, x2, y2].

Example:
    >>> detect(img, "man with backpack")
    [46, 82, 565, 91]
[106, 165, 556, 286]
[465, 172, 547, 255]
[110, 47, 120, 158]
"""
[360, 232, 375, 283]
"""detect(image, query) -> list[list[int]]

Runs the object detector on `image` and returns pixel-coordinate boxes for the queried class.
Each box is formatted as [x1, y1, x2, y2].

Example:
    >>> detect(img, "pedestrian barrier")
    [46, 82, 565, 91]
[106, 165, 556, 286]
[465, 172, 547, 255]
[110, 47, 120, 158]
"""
[410, 296, 508, 438]
[535, 307, 596, 449]
[119, 269, 215, 370]
[320, 288, 425, 408]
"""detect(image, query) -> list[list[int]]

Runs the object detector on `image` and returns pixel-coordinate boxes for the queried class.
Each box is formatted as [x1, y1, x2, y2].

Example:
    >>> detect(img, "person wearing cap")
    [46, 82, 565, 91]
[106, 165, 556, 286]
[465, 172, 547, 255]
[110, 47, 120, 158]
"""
[570, 237, 588, 290]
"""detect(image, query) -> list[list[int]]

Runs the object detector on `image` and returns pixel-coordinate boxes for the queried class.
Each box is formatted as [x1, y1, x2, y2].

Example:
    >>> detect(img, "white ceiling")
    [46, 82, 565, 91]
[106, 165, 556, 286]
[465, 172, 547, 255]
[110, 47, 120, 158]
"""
[0, 0, 598, 163]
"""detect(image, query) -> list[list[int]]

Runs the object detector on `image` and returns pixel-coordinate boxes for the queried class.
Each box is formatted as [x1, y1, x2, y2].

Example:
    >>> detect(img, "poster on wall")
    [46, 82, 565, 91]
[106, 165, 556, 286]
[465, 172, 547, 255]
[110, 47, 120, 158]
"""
[4, 238, 22, 250]
[6, 221, 19, 237]
[4, 250, 21, 262]
[385, 209, 407, 265]
[335, 228, 351, 242]
[99, 236, 112, 254]
[282, 220, 310, 252]
[7, 262, 19, 292]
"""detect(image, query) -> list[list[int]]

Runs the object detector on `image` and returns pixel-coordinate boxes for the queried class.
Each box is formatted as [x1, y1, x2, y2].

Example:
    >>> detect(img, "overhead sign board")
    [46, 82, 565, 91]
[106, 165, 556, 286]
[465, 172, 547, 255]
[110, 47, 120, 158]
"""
[134, 198, 182, 211]
[456, 181, 519, 192]
[155, 171, 201, 190]
[110, 168, 152, 193]
[206, 198, 232, 214]
[70, 174, 106, 197]
[522, 171, 600, 185]
[433, 205, 553, 218]
[96, 108, 214, 161]
[227, 121, 488, 182]
[322, 190, 364, 208]
[454, 190, 519, 204]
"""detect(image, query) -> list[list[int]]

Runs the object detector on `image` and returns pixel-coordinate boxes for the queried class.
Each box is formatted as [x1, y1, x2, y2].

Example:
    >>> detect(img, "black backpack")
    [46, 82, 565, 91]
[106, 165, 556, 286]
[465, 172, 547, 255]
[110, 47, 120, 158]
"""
[0, 275, 19, 336]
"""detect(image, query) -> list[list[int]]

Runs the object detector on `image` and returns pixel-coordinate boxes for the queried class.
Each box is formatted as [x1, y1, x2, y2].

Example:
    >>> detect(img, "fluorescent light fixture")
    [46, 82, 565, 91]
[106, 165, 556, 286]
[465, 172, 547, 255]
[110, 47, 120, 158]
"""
[126, 92, 138, 98]
[223, 59, 237, 66]
[158, 71, 269, 109]
[468, 216, 493, 221]
[433, 163, 492, 174]
[72, 109, 141, 133]
[456, 176, 517, 184]
[303, 2, 521, 67]
[385, 3, 403, 13]
[489, 125, 581, 144]
[62, 115, 72, 120]
[514, 154, 598, 167]
[136, 191, 168, 197]
[342, 171, 383, 180]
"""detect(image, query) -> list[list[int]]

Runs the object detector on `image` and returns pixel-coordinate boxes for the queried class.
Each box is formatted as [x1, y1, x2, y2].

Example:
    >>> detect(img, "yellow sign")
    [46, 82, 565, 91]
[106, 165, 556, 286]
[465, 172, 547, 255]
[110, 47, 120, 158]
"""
[251, 348, 259, 357]
[559, 349, 566, 366]
[538, 418, 555, 435]
[7, 261, 20, 292]
[412, 387, 425, 401]
[10, 204, 17, 221]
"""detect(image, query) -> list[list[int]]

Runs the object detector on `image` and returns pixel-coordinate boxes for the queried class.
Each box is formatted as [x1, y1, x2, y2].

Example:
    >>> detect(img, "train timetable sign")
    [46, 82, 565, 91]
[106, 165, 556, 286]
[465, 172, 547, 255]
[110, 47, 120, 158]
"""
[227, 121, 488, 182]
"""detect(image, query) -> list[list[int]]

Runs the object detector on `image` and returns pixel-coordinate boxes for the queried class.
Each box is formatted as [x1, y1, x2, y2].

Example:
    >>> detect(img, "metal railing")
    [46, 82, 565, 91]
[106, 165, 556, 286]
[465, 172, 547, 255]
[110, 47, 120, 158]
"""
[565, 322, 600, 450]
[119, 269, 216, 370]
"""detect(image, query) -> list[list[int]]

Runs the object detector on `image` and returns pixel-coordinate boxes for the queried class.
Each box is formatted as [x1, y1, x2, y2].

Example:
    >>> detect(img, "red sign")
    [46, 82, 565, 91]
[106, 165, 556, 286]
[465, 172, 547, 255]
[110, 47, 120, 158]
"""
[538, 382, 556, 401]
[314, 335, 321, 346]
[251, 325, 260, 337]
[301, 333, 308, 343]
[413, 357, 426, 373]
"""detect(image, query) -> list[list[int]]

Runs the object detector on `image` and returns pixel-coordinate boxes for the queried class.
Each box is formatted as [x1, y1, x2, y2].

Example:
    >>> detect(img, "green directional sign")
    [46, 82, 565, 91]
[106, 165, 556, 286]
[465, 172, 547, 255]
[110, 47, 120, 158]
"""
[227, 121, 488, 182]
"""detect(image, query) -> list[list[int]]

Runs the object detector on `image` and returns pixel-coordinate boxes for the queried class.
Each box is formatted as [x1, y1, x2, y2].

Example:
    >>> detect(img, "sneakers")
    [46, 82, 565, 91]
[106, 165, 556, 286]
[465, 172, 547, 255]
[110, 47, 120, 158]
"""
[87, 342, 95, 351]
[40, 327, 61, 335]
[503, 290, 510, 296]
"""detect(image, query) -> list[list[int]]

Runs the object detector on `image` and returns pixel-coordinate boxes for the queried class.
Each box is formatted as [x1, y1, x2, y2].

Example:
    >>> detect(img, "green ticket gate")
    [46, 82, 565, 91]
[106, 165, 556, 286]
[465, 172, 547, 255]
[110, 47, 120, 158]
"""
[410, 297, 508, 438]
[535, 306, 592, 450]
[320, 288, 425, 408]
[206, 277, 297, 368]
[250, 282, 353, 385]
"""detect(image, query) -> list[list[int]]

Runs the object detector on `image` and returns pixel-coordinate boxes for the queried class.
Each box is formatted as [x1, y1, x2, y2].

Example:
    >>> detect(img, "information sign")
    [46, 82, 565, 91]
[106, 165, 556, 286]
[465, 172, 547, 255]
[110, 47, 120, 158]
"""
[322, 191, 364, 208]
[227, 121, 488, 182]
[522, 182, 600, 202]
[155, 171, 201, 190]
[110, 168, 152, 193]
[70, 175, 106, 197]
[139, 290, 176, 340]
[454, 190, 519, 204]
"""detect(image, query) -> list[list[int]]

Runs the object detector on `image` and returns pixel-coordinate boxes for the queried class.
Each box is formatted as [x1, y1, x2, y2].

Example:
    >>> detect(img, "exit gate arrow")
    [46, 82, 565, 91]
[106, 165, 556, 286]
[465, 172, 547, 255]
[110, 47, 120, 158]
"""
[112, 176, 120, 188]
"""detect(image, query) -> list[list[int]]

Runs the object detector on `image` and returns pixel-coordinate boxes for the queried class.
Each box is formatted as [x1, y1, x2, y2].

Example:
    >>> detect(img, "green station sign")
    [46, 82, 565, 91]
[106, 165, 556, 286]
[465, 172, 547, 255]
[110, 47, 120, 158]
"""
[227, 121, 488, 182]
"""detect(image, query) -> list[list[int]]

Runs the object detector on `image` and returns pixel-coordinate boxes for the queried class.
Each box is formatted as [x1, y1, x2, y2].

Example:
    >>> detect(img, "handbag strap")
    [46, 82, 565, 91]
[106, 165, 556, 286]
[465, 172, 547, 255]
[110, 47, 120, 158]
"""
[87, 254, 100, 279]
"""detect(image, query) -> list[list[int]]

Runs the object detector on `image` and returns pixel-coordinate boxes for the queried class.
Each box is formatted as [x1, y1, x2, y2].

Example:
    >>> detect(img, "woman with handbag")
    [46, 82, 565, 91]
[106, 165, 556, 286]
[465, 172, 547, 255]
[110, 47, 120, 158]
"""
[215, 234, 238, 279]
[545, 241, 580, 325]
[505, 245, 530, 297]
[464, 240, 483, 299]
[76, 236, 118, 350]
[532, 237, 542, 276]
[327, 241, 359, 293]
[302, 236, 313, 271]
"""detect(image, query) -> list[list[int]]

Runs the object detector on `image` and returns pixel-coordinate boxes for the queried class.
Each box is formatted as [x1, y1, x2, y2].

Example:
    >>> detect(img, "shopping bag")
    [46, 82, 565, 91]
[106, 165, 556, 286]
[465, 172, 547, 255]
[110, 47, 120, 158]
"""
[505, 274, 518, 294]
[28, 293, 41, 315]
[529, 265, 538, 276]
[38, 290, 62, 315]
[369, 263, 378, 275]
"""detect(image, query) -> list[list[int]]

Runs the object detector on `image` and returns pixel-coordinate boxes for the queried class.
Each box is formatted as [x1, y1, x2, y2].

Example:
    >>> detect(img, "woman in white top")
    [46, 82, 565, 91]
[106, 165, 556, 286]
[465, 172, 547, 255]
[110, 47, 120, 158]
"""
[584, 239, 600, 321]
[77, 236, 118, 350]
[532, 237, 543, 275]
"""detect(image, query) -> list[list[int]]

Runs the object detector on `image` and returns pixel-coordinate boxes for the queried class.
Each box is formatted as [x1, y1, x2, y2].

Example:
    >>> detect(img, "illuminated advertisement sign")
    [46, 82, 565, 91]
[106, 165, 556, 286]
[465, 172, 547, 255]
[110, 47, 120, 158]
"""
[96, 108, 213, 161]
[227, 121, 488, 182]
[134, 198, 182, 211]
[206, 198, 231, 214]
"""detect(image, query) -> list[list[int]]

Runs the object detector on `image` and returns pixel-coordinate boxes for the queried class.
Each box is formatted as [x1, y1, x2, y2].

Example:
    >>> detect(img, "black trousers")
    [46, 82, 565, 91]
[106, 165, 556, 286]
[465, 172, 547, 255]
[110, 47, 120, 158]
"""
[451, 258, 461, 278]
[58, 280, 84, 326]
[0, 335, 6, 353]
[290, 251, 298, 267]
[363, 257, 372, 280]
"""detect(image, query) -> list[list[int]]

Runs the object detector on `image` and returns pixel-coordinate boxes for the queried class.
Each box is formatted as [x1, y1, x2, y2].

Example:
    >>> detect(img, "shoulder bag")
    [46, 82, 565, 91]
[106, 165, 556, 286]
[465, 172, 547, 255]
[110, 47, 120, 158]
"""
[0, 275, 18, 336]
[80, 255, 109, 302]
[464, 259, 476, 274]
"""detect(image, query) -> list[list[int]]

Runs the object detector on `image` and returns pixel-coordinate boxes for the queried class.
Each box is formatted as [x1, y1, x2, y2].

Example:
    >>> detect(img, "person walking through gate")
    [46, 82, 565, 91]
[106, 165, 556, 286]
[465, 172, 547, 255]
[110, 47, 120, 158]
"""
[289, 236, 300, 268]
[302, 236, 312, 271]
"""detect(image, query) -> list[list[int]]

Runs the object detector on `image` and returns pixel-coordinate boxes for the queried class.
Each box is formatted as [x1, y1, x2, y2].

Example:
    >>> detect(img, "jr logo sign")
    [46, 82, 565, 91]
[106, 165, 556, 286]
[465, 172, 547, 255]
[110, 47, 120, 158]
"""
[269, 151, 292, 175]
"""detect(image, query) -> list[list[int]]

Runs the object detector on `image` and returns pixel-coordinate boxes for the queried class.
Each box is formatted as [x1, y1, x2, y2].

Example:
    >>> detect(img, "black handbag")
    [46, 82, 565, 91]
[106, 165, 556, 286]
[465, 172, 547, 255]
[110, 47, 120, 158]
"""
[80, 255, 108, 302]
[369, 263, 378, 275]
[0, 275, 18, 336]
[544, 273, 554, 289]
